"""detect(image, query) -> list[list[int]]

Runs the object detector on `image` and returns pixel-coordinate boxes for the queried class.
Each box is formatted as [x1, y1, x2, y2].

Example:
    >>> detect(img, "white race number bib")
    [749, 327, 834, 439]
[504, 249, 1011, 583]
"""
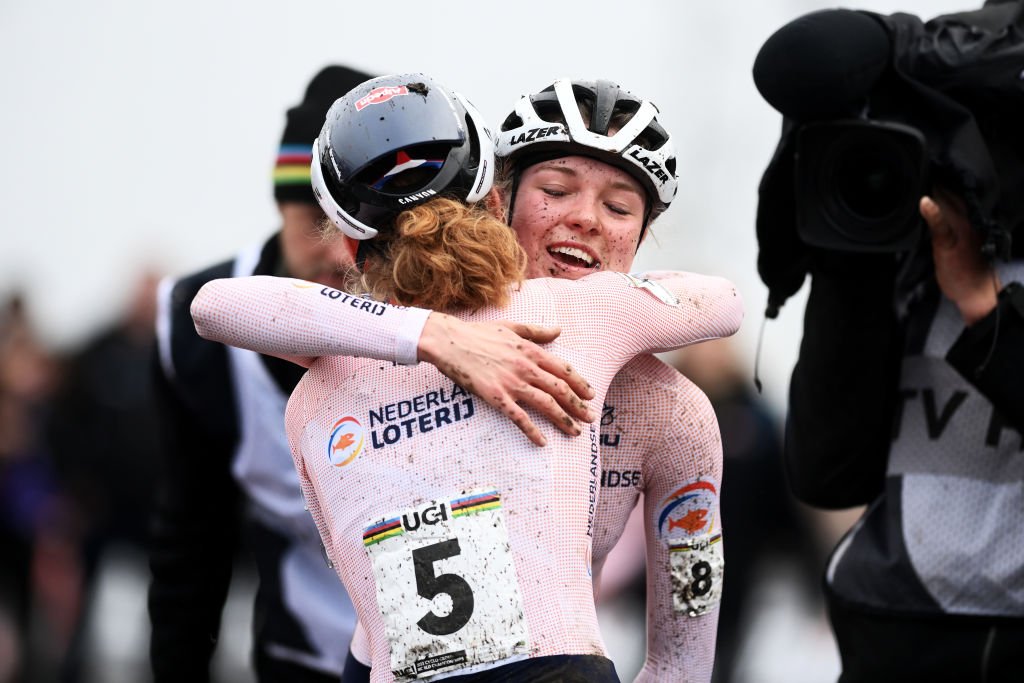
[669, 532, 724, 617]
[363, 488, 529, 680]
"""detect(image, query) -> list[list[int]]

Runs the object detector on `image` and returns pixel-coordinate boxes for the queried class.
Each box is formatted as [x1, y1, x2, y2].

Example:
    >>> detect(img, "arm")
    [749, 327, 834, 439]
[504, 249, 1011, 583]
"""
[190, 276, 432, 367]
[635, 377, 723, 683]
[922, 194, 1024, 432]
[191, 276, 596, 445]
[784, 252, 899, 508]
[565, 271, 743, 358]
[148, 353, 240, 683]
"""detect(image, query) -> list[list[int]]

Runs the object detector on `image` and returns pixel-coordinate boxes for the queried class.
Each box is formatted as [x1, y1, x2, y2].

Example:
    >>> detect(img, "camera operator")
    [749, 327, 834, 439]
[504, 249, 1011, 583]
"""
[754, 2, 1024, 681]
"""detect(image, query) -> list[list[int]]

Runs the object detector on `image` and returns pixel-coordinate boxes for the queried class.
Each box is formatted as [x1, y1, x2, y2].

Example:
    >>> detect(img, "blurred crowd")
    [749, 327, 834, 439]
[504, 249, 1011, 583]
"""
[0, 274, 166, 683]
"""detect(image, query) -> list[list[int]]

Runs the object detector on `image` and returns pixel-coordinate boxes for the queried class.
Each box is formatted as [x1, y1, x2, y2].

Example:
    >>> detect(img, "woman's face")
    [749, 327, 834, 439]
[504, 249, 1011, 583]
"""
[510, 156, 647, 279]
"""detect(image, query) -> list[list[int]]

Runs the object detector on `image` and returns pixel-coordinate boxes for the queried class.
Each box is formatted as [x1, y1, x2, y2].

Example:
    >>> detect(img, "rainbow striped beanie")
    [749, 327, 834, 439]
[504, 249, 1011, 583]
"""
[274, 65, 373, 204]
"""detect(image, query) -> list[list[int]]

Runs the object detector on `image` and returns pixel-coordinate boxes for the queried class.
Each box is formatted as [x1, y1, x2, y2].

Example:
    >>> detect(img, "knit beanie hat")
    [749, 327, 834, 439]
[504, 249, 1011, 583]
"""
[274, 65, 374, 204]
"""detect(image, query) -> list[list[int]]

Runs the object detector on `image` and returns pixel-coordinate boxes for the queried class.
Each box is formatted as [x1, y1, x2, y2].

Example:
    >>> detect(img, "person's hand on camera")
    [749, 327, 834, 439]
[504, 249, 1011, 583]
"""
[920, 192, 1000, 326]
[417, 313, 598, 446]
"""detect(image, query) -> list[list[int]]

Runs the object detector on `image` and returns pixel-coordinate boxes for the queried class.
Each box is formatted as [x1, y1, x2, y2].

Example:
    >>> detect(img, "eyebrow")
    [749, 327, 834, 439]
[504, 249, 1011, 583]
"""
[535, 163, 644, 197]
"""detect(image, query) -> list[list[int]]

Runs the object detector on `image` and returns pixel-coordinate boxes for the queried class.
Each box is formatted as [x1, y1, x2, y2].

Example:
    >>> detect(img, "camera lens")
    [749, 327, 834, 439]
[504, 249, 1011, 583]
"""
[796, 119, 927, 252]
[833, 147, 907, 221]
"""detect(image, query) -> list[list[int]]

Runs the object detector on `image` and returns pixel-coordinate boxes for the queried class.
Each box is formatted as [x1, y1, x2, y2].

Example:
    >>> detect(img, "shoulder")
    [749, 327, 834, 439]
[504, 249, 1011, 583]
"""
[158, 259, 236, 378]
[611, 355, 713, 418]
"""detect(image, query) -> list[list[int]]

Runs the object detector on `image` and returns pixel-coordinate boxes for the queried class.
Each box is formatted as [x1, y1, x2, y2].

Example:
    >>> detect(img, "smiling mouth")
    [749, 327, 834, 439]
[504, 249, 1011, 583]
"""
[548, 245, 599, 269]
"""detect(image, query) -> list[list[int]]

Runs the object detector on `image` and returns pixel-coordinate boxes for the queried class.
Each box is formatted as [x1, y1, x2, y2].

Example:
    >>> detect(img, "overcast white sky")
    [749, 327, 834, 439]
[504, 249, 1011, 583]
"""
[0, 0, 971, 416]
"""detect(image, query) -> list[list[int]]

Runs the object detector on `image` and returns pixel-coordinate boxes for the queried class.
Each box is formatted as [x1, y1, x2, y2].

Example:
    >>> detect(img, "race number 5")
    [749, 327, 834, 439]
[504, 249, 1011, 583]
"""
[413, 539, 474, 635]
[363, 490, 528, 680]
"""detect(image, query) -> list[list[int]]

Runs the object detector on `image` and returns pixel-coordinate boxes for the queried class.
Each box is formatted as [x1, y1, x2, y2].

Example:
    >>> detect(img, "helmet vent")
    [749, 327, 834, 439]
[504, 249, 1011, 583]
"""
[501, 112, 524, 131]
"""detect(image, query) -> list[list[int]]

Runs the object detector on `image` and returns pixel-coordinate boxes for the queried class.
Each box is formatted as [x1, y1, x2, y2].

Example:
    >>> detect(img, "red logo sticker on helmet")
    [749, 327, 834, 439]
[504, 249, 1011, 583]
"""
[355, 86, 410, 111]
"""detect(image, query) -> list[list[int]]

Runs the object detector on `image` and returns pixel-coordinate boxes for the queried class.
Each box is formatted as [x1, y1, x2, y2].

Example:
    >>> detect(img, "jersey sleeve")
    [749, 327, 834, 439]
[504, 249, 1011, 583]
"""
[556, 271, 743, 360]
[190, 276, 432, 366]
[349, 620, 372, 665]
[637, 376, 723, 683]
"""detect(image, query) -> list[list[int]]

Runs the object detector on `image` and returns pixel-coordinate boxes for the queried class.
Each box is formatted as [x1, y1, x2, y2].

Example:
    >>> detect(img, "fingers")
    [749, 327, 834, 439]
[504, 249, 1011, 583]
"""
[495, 395, 548, 447]
[500, 320, 562, 344]
[511, 381, 586, 436]
[920, 196, 956, 249]
[477, 374, 591, 445]
[495, 319, 597, 407]
[518, 364, 596, 425]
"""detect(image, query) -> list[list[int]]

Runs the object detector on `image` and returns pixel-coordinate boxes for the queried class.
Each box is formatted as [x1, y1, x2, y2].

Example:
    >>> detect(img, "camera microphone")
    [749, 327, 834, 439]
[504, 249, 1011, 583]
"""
[753, 9, 892, 121]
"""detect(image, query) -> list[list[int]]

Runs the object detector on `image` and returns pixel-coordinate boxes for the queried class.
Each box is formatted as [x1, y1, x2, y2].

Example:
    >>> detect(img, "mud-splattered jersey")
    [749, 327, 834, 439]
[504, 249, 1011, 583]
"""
[191, 271, 742, 682]
[596, 355, 723, 682]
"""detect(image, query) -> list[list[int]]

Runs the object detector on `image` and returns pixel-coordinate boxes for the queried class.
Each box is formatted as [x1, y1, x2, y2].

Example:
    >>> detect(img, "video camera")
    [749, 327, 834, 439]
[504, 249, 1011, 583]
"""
[753, 2, 1024, 313]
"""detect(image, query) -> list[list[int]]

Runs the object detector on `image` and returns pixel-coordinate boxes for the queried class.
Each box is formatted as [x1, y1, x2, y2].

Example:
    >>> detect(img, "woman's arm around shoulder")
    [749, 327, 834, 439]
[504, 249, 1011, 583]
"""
[192, 275, 597, 445]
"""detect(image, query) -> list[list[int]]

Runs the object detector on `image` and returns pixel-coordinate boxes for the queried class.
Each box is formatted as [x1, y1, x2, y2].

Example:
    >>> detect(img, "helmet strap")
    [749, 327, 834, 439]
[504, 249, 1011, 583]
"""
[505, 171, 522, 227]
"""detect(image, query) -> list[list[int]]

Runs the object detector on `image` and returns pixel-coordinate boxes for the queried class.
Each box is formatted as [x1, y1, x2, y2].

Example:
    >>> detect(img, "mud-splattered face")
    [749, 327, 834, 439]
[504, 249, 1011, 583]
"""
[510, 156, 646, 280]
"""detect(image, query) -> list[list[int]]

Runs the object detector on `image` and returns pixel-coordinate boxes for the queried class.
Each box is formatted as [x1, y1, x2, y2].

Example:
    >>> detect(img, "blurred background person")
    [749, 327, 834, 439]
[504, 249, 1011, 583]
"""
[0, 293, 70, 683]
[146, 64, 372, 683]
[45, 270, 163, 682]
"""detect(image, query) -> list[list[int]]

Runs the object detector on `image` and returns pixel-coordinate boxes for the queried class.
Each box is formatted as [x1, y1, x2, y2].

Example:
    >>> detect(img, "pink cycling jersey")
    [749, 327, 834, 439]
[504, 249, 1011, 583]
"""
[596, 355, 723, 682]
[191, 271, 742, 682]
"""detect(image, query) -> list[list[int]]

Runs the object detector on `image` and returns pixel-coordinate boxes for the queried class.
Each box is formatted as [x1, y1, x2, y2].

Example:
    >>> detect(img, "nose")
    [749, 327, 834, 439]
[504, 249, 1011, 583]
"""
[564, 194, 600, 234]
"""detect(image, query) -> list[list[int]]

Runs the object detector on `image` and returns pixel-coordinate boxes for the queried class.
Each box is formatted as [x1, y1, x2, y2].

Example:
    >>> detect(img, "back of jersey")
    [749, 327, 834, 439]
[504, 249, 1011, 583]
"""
[281, 270, 741, 682]
[288, 281, 603, 681]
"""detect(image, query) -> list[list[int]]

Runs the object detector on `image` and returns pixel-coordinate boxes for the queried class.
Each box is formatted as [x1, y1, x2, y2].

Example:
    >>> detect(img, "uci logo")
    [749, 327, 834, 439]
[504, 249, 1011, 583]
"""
[327, 416, 365, 467]
[402, 503, 449, 532]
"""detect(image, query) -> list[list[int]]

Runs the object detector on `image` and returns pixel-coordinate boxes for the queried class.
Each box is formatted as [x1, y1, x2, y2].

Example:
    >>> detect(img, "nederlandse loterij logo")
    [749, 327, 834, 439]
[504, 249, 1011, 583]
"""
[327, 416, 365, 467]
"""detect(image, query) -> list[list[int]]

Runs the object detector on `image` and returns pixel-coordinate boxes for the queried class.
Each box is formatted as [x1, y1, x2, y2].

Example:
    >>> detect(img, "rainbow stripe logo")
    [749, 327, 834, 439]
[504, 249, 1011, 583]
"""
[669, 532, 722, 553]
[363, 517, 403, 547]
[451, 490, 501, 517]
[274, 144, 313, 185]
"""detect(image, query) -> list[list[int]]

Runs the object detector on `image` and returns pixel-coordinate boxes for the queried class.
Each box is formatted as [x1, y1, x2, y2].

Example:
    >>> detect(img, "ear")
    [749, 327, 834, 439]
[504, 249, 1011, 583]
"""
[485, 186, 507, 224]
[342, 235, 361, 265]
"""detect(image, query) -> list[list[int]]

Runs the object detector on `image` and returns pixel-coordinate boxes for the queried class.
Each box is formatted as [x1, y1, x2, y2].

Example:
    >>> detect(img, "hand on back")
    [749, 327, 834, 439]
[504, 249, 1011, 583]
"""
[417, 313, 598, 446]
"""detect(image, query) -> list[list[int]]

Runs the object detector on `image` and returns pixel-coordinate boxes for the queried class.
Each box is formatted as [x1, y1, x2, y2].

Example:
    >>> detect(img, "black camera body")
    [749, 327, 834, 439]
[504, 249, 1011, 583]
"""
[795, 119, 928, 253]
[755, 4, 1022, 313]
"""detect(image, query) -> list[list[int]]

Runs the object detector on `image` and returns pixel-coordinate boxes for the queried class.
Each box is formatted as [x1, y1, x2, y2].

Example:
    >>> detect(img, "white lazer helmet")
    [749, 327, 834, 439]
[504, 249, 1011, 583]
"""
[495, 78, 678, 224]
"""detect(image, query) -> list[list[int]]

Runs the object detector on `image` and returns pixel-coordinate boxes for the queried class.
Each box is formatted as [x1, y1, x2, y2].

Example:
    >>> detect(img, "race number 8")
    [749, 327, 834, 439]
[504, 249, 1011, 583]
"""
[690, 560, 712, 597]
[413, 539, 474, 635]
[669, 533, 724, 617]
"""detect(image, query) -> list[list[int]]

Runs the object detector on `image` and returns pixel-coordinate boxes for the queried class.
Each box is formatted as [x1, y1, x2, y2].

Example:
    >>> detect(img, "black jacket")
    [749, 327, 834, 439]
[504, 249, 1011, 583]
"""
[147, 234, 311, 681]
